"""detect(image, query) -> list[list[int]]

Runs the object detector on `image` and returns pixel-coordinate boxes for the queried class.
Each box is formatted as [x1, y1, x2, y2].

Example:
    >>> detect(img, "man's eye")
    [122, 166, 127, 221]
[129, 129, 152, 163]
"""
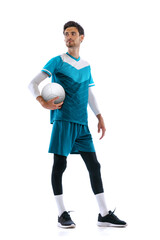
[72, 32, 76, 36]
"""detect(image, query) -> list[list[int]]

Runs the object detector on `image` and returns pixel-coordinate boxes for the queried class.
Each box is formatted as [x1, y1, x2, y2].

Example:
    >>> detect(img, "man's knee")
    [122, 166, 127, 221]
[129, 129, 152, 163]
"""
[80, 151, 101, 174]
[53, 154, 67, 175]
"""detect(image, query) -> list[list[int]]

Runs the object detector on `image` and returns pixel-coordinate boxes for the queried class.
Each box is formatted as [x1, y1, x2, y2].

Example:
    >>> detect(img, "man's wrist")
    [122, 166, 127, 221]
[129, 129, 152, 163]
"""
[96, 113, 103, 121]
[36, 96, 46, 107]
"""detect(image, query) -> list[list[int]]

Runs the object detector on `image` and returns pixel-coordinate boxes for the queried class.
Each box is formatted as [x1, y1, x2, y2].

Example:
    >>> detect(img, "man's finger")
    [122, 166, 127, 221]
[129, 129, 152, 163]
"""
[99, 132, 104, 140]
[48, 96, 59, 102]
[99, 128, 106, 140]
[57, 101, 64, 105]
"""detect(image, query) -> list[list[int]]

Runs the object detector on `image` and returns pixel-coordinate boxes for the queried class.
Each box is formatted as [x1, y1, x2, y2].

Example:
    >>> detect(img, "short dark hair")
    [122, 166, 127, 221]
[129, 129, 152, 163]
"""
[63, 21, 84, 36]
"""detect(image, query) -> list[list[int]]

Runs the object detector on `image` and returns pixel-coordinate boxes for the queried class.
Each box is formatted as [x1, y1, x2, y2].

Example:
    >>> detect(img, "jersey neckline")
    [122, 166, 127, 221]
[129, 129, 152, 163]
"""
[66, 52, 80, 62]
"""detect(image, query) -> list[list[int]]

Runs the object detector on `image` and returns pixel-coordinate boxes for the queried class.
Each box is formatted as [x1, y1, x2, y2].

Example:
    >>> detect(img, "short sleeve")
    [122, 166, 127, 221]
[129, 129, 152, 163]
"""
[41, 56, 61, 77]
[88, 72, 95, 87]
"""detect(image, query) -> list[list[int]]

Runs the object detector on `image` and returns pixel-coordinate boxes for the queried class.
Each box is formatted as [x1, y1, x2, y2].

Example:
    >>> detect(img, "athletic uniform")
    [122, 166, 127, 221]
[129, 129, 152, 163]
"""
[41, 52, 95, 156]
[28, 52, 127, 228]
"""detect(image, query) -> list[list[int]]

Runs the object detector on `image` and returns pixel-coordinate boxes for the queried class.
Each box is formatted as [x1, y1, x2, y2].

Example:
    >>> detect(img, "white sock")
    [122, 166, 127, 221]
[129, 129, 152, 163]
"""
[95, 193, 109, 217]
[54, 194, 66, 217]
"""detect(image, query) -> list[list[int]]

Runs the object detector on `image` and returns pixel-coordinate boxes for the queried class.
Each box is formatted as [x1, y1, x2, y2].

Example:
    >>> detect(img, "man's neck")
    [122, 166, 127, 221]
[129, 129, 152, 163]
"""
[67, 48, 80, 59]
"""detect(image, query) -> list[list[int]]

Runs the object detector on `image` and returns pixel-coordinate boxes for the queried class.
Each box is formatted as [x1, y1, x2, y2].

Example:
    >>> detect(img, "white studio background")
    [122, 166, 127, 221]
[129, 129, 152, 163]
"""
[0, 0, 160, 239]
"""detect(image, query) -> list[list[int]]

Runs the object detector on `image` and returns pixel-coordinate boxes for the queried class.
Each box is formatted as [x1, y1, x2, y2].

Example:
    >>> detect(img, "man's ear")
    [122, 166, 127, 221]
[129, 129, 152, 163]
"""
[80, 35, 84, 43]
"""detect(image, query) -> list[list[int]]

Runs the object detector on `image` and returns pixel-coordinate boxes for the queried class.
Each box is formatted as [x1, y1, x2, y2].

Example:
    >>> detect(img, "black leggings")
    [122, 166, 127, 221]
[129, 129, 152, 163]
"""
[51, 152, 104, 195]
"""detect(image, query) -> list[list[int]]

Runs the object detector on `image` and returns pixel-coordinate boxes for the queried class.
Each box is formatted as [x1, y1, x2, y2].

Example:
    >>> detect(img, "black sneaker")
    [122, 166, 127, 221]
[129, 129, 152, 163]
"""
[97, 209, 127, 227]
[58, 211, 76, 228]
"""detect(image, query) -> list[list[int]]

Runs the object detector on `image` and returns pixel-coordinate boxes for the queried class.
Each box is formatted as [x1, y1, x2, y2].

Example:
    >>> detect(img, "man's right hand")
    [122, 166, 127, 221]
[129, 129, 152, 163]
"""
[36, 96, 63, 110]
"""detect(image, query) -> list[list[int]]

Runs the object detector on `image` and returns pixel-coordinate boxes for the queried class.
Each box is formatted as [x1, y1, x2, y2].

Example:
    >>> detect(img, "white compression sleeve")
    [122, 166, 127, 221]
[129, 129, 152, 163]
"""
[88, 87, 101, 116]
[28, 71, 49, 98]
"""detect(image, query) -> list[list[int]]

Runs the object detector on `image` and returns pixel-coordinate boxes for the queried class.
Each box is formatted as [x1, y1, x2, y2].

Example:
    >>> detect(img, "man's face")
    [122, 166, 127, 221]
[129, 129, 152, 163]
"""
[64, 27, 84, 48]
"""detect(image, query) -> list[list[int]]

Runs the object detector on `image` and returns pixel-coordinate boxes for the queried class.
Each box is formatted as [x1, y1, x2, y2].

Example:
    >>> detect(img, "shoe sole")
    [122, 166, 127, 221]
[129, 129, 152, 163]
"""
[58, 223, 76, 229]
[97, 221, 127, 228]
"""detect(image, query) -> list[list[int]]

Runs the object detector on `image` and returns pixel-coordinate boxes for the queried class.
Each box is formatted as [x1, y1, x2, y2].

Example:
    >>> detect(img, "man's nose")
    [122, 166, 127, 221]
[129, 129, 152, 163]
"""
[66, 33, 72, 39]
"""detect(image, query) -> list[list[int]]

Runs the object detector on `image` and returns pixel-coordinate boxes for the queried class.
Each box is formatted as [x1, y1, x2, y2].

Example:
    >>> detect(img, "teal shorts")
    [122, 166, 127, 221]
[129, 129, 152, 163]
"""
[48, 121, 95, 156]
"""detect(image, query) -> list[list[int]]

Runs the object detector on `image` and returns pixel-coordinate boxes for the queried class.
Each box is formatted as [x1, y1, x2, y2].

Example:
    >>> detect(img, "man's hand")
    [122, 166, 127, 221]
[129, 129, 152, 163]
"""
[36, 96, 63, 110]
[97, 114, 106, 140]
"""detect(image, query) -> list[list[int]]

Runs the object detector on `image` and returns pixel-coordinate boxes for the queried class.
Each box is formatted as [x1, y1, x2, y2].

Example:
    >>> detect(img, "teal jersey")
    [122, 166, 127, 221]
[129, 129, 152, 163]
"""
[42, 52, 95, 125]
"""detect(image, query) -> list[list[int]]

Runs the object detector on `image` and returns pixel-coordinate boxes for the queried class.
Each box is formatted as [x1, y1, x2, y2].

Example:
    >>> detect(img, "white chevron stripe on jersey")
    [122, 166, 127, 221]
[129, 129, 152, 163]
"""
[61, 53, 89, 70]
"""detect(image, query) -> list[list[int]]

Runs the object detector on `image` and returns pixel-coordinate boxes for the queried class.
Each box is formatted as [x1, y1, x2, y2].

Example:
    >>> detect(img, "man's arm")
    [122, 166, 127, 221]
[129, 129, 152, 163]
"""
[28, 71, 63, 110]
[28, 71, 48, 98]
[88, 87, 106, 139]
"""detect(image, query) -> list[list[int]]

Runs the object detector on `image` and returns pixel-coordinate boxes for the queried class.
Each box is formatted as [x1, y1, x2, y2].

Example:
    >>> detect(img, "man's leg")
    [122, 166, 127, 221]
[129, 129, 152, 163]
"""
[80, 151, 127, 227]
[79, 151, 108, 216]
[51, 154, 67, 216]
[51, 154, 75, 228]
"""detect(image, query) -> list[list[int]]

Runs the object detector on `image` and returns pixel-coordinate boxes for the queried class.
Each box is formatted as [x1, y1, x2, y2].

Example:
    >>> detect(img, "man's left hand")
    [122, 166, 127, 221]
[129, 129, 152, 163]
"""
[97, 114, 106, 140]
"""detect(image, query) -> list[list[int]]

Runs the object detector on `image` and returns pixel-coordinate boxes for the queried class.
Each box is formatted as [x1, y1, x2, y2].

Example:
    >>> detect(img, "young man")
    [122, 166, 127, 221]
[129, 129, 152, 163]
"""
[28, 21, 127, 228]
